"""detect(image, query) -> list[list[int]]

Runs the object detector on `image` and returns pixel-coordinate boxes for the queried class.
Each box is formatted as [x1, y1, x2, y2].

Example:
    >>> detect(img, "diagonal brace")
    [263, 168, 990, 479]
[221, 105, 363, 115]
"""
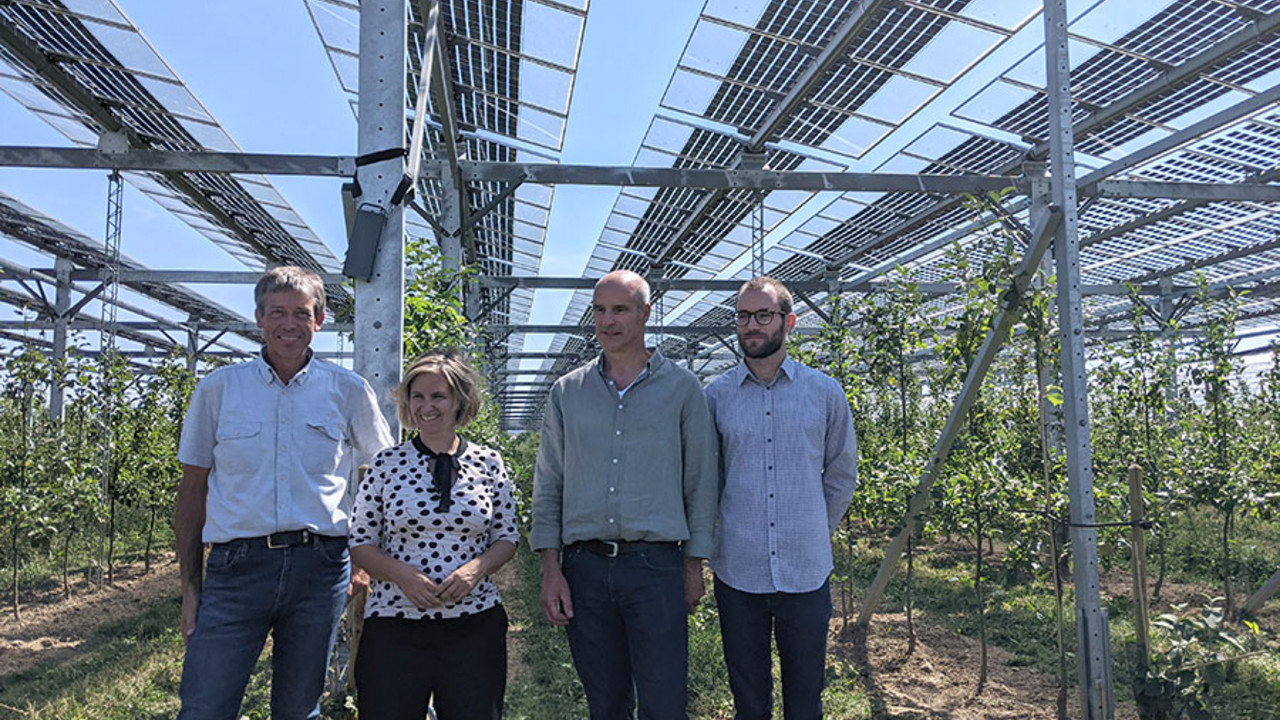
[858, 205, 1063, 626]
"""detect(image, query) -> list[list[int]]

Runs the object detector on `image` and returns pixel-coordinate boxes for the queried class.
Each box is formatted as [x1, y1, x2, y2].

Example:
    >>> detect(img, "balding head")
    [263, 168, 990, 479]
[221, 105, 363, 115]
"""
[596, 270, 650, 308]
[593, 270, 651, 357]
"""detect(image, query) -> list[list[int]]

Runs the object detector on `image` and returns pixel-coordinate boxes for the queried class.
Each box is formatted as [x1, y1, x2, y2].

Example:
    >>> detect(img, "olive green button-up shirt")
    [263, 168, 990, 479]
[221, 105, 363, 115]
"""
[530, 349, 719, 558]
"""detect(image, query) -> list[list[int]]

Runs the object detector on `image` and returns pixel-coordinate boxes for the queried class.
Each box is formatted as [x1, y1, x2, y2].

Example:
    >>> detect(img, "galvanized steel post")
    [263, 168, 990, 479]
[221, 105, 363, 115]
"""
[1043, 0, 1114, 717]
[354, 0, 408, 432]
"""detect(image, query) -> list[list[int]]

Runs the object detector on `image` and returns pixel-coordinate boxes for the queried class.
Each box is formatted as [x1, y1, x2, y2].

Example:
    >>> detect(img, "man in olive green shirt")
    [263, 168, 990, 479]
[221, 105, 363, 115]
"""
[532, 269, 718, 719]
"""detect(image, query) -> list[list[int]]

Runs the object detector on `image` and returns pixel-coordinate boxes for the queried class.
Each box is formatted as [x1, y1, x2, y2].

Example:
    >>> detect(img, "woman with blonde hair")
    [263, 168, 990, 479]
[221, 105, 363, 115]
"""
[350, 350, 518, 720]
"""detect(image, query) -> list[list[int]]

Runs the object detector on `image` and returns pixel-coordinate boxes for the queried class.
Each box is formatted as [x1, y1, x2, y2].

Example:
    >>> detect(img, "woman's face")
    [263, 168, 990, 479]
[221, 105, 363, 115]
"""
[408, 371, 459, 437]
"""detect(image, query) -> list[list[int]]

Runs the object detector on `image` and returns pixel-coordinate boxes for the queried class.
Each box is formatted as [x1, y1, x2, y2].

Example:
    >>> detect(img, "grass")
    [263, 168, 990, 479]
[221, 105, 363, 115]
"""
[13, 512, 1275, 720]
[0, 597, 185, 720]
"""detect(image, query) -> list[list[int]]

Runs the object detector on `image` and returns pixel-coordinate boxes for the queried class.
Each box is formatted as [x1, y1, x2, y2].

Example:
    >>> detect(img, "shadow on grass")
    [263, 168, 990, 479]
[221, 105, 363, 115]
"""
[0, 595, 184, 719]
[503, 548, 589, 720]
[838, 623, 891, 720]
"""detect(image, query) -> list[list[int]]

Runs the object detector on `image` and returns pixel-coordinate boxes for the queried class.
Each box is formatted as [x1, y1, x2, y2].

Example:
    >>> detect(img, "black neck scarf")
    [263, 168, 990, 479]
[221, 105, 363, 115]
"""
[412, 435, 466, 512]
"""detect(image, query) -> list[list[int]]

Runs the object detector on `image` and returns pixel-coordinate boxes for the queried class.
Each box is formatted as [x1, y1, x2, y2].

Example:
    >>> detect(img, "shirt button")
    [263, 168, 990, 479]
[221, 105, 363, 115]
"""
[612, 458, 619, 464]
[616, 430, 622, 435]
[617, 404, 623, 410]
[767, 438, 772, 442]
[608, 518, 615, 524]
[609, 487, 615, 492]
[768, 466, 773, 470]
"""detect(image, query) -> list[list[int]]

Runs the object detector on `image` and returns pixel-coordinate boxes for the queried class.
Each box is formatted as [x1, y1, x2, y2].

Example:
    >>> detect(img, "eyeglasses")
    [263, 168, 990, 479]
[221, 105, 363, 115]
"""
[734, 310, 783, 326]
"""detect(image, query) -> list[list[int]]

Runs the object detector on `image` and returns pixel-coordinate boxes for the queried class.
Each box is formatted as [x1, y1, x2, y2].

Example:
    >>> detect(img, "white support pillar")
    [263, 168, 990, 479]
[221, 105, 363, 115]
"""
[1043, 1, 1114, 717]
[48, 256, 72, 420]
[354, 0, 407, 433]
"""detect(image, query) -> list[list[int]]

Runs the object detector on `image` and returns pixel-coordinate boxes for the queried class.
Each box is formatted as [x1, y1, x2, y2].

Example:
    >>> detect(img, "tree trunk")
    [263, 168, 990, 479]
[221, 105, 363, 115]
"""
[1222, 508, 1234, 613]
[906, 534, 916, 655]
[145, 506, 156, 574]
[62, 533, 72, 599]
[899, 350, 917, 652]
[11, 524, 21, 622]
[107, 493, 116, 585]
[1154, 531, 1167, 601]
[974, 496, 988, 695]
[1034, 334, 1069, 719]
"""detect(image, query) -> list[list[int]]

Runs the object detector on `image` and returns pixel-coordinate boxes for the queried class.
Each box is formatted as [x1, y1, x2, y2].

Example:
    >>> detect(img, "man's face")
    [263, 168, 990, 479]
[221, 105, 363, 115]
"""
[256, 289, 322, 360]
[592, 279, 650, 354]
[736, 287, 791, 359]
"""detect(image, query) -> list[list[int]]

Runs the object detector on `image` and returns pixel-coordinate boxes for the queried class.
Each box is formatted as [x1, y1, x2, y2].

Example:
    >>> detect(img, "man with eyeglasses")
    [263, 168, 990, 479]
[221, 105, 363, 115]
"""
[704, 276, 858, 720]
[531, 269, 719, 719]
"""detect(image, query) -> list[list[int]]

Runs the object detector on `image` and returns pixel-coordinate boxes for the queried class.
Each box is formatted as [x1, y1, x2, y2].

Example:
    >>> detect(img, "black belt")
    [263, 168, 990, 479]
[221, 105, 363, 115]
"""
[568, 540, 677, 558]
[229, 530, 344, 549]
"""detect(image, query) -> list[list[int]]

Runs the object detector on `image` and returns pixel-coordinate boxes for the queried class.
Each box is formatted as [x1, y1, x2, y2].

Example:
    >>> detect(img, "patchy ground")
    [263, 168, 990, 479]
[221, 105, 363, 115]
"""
[0, 556, 180, 678]
[830, 611, 1139, 720]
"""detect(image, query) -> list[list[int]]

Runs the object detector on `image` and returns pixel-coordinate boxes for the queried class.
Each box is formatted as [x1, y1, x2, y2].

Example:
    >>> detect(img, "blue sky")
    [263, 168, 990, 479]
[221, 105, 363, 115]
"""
[0, 0, 704, 357]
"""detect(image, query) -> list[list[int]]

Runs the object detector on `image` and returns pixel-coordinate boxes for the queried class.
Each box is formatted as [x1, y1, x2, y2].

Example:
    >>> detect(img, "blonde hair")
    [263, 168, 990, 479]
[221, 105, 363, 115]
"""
[392, 350, 482, 428]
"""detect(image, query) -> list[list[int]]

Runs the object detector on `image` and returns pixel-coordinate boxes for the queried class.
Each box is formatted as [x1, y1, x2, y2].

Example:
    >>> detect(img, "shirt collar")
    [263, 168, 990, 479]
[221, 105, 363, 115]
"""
[255, 347, 314, 386]
[594, 347, 665, 379]
[735, 353, 795, 387]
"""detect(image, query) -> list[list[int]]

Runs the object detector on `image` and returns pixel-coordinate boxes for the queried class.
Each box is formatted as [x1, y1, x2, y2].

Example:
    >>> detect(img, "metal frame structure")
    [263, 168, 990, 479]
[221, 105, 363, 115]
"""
[4, 2, 1280, 714]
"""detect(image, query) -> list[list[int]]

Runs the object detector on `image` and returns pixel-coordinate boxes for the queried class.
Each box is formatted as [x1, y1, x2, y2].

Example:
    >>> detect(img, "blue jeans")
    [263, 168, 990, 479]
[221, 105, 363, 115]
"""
[178, 535, 350, 720]
[713, 576, 832, 720]
[561, 542, 688, 720]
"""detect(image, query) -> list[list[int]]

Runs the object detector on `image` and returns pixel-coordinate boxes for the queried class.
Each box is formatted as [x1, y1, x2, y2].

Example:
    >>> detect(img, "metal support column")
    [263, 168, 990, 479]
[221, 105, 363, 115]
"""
[49, 256, 72, 420]
[354, 0, 408, 430]
[1044, 1, 1113, 717]
[186, 316, 200, 375]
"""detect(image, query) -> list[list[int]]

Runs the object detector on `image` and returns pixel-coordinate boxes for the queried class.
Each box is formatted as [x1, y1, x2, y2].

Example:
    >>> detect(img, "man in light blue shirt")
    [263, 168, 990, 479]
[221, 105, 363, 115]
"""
[175, 266, 393, 720]
[704, 276, 858, 720]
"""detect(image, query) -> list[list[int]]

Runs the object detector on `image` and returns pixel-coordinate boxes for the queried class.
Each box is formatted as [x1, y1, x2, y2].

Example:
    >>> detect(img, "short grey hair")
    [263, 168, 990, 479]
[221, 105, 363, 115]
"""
[255, 266, 326, 317]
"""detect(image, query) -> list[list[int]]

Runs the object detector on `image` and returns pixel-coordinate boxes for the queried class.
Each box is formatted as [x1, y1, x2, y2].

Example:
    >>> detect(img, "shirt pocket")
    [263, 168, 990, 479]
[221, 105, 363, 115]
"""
[303, 419, 346, 477]
[213, 422, 263, 476]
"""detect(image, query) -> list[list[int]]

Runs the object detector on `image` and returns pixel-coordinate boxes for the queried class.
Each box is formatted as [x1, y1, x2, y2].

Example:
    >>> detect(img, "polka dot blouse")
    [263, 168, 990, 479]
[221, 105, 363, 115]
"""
[351, 437, 519, 620]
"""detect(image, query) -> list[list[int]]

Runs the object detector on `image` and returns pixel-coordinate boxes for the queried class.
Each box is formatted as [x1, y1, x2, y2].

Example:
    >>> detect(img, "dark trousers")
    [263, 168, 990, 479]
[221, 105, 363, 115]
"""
[178, 535, 350, 720]
[714, 576, 832, 720]
[562, 543, 689, 720]
[355, 605, 508, 720]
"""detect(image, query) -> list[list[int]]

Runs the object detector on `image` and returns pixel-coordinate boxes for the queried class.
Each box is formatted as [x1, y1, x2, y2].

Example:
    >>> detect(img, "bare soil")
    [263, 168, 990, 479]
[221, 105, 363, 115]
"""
[829, 611, 1138, 720]
[0, 555, 180, 678]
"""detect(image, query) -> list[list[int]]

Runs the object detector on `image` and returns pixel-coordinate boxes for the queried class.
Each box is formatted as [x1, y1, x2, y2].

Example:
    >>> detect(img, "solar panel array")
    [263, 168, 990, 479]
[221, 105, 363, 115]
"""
[512, 0, 1280, 430]
[2, 1, 1279, 432]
